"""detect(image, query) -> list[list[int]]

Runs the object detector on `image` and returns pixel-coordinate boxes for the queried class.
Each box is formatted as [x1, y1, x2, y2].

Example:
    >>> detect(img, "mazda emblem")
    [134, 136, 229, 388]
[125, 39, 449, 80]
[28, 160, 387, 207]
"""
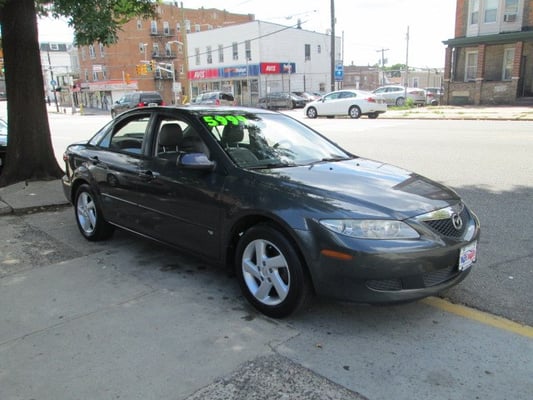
[452, 213, 463, 230]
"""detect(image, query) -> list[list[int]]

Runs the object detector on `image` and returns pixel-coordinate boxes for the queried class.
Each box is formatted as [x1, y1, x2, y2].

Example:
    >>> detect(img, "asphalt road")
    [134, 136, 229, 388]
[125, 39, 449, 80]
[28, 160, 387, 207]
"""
[1, 108, 532, 399]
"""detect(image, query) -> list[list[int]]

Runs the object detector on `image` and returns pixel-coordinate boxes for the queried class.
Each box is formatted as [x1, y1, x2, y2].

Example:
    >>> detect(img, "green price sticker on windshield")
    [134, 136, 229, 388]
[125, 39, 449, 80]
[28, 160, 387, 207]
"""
[203, 115, 247, 127]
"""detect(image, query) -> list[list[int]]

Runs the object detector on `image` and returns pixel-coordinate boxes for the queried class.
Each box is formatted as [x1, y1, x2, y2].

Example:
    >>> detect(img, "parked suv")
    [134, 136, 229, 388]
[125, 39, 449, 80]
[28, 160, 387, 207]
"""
[194, 91, 236, 106]
[111, 91, 164, 118]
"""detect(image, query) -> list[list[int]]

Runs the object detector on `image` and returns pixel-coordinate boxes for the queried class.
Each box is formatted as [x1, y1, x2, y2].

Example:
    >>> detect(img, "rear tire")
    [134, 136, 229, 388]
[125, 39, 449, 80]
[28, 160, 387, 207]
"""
[368, 113, 379, 119]
[75, 184, 114, 241]
[395, 97, 405, 106]
[235, 224, 312, 318]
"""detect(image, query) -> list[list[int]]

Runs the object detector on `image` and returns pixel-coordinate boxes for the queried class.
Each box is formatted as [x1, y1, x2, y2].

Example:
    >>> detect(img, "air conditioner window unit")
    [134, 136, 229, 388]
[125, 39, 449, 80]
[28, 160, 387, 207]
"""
[504, 14, 517, 22]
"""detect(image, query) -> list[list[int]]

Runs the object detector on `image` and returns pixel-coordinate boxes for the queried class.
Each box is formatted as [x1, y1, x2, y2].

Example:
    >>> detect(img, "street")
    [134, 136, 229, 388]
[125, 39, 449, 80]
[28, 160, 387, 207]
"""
[1, 108, 532, 399]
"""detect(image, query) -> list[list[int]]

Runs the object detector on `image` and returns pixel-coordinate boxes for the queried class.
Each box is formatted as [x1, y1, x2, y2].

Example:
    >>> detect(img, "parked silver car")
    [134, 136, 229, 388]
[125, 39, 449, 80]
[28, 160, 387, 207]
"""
[373, 85, 426, 106]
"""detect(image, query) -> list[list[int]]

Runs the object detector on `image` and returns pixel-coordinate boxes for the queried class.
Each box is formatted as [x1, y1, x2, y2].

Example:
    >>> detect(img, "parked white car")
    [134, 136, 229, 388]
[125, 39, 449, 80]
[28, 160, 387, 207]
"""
[372, 85, 426, 106]
[304, 90, 387, 119]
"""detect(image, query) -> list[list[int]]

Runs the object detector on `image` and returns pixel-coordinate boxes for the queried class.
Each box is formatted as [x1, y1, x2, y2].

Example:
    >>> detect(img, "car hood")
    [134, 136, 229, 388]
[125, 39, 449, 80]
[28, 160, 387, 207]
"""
[253, 158, 460, 220]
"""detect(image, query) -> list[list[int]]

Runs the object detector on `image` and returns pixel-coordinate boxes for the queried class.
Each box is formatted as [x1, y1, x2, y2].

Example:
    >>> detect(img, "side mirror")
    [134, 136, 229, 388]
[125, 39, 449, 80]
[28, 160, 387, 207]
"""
[178, 152, 216, 171]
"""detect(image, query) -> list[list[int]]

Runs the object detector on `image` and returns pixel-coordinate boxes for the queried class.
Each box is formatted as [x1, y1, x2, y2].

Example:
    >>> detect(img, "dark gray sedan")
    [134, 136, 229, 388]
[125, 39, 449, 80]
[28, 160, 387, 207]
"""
[62, 106, 480, 318]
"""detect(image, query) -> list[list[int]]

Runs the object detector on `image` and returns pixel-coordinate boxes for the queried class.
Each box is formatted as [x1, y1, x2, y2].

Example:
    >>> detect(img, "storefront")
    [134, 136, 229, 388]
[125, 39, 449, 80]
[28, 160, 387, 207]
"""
[188, 62, 296, 106]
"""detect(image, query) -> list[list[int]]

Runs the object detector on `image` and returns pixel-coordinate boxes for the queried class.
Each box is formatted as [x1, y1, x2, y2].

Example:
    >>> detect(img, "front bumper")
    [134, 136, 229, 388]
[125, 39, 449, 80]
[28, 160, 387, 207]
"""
[296, 214, 480, 304]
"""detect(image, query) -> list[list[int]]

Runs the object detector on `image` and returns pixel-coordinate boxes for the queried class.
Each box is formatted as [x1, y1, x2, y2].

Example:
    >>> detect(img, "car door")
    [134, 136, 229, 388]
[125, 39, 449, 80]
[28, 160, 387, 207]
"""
[319, 92, 342, 115]
[86, 112, 153, 229]
[133, 112, 226, 259]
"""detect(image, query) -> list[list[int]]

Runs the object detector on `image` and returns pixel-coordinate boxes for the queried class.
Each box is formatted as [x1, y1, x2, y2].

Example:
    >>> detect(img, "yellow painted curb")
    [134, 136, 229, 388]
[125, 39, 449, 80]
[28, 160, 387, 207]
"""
[422, 297, 533, 339]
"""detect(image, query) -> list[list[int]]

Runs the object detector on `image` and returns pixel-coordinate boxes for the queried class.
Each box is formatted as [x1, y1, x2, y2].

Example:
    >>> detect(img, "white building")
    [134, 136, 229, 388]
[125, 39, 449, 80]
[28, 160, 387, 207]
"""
[186, 21, 341, 106]
[39, 42, 74, 104]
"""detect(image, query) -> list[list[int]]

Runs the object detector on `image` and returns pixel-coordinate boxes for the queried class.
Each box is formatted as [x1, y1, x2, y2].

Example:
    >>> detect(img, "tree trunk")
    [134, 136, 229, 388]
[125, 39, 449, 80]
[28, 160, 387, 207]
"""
[0, 0, 64, 187]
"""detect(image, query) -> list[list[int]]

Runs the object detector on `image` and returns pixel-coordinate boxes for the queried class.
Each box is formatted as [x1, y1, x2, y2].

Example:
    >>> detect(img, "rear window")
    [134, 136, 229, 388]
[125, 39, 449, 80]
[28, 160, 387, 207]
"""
[141, 93, 163, 103]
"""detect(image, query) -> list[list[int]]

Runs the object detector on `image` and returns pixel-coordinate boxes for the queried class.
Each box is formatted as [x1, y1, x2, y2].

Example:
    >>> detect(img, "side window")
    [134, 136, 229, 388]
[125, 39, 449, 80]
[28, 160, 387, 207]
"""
[155, 118, 210, 158]
[101, 115, 150, 154]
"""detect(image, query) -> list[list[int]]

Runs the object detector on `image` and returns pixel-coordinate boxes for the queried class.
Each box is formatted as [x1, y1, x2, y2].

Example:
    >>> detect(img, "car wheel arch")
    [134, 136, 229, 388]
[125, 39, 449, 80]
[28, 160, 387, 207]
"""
[225, 215, 314, 284]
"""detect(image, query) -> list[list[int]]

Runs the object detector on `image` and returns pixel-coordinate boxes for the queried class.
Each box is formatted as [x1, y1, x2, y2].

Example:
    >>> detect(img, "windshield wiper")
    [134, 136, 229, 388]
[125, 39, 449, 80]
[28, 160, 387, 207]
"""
[247, 161, 297, 170]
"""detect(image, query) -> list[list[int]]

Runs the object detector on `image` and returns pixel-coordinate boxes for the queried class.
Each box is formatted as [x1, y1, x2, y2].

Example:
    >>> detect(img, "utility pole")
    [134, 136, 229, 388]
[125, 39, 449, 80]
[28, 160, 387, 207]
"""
[47, 50, 59, 112]
[405, 26, 410, 99]
[330, 0, 335, 92]
[376, 48, 389, 86]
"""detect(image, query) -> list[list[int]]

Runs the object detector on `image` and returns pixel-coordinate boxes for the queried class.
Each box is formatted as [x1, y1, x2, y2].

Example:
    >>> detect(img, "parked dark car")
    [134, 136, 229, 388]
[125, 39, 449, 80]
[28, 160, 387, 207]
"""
[62, 106, 480, 318]
[110, 91, 164, 118]
[194, 91, 236, 106]
[257, 92, 307, 110]
[0, 118, 7, 173]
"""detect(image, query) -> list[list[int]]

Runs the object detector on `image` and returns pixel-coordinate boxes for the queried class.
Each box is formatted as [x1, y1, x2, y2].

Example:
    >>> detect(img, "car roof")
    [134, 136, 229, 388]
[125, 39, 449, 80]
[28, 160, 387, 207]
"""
[117, 105, 279, 117]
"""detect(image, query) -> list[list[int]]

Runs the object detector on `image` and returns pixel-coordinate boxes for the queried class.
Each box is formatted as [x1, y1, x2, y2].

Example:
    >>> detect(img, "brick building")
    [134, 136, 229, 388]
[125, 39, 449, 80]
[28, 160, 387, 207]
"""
[77, 3, 254, 108]
[443, 0, 533, 105]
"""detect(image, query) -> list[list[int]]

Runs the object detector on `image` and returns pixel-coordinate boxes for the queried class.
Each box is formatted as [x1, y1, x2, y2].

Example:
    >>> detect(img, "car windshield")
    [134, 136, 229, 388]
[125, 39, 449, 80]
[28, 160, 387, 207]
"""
[199, 111, 353, 168]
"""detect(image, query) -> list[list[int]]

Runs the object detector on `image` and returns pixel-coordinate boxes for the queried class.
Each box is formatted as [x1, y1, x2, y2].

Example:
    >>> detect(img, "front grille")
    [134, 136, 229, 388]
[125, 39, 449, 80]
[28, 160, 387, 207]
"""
[423, 206, 469, 238]
[366, 265, 460, 292]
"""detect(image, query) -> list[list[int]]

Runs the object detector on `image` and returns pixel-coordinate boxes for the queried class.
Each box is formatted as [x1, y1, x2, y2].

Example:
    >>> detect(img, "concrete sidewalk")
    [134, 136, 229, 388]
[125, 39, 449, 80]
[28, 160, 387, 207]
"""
[0, 179, 69, 215]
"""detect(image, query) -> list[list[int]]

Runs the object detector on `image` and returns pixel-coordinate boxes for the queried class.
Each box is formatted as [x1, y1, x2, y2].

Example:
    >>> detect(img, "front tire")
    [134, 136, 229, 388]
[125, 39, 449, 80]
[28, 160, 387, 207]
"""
[75, 184, 114, 241]
[349, 105, 361, 119]
[235, 224, 312, 318]
[306, 107, 318, 119]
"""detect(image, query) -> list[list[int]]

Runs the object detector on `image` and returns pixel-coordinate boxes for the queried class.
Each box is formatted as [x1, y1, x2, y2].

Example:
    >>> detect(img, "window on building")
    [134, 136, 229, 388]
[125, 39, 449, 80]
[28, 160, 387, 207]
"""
[50, 43, 59, 51]
[504, 0, 518, 21]
[207, 46, 213, 64]
[99, 43, 105, 58]
[92, 71, 98, 81]
[317, 44, 321, 54]
[102, 66, 107, 80]
[151, 20, 158, 34]
[176, 23, 181, 32]
[484, 0, 498, 23]
[469, 0, 479, 24]
[179, 65, 184, 75]
[165, 43, 172, 56]
[305, 44, 311, 61]
[207, 24, 213, 30]
[245, 40, 251, 60]
[153, 43, 159, 57]
[195, 24, 201, 32]
[163, 21, 170, 35]
[137, 19, 142, 30]
[81, 47, 86, 61]
[139, 42, 145, 54]
[185, 20, 191, 33]
[232, 42, 238, 60]
[218, 44, 224, 63]
[502, 47, 515, 80]
[195, 48, 200, 65]
[89, 45, 96, 59]
[465, 51, 478, 81]
[84, 70, 89, 81]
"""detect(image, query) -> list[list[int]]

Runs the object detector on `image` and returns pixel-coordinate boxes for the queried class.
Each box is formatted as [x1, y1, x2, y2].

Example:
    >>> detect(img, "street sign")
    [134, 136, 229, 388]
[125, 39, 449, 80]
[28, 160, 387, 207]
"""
[334, 63, 344, 81]
[50, 79, 57, 87]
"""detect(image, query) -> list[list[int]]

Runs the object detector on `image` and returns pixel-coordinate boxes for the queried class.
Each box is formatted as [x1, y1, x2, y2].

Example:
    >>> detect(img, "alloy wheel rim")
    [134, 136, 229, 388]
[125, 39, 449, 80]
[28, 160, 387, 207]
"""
[77, 192, 97, 234]
[241, 239, 290, 306]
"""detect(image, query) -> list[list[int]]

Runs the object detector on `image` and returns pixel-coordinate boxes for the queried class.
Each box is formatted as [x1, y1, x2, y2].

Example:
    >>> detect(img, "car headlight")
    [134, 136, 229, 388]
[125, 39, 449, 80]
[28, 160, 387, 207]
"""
[320, 219, 419, 239]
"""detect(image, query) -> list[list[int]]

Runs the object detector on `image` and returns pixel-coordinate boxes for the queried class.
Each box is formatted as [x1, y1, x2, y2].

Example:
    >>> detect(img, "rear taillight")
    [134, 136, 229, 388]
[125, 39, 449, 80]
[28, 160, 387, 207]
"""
[161, 101, 165, 106]
[137, 102, 145, 107]
[366, 97, 376, 103]
[215, 99, 220, 105]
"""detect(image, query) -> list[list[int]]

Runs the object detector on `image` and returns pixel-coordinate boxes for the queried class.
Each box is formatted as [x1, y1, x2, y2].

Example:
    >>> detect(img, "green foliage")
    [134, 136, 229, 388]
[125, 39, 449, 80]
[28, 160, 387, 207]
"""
[35, 0, 159, 45]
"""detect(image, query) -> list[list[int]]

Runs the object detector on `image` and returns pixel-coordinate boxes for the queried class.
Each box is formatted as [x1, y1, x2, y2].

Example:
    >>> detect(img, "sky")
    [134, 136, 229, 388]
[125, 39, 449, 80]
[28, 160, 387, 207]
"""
[38, 0, 457, 69]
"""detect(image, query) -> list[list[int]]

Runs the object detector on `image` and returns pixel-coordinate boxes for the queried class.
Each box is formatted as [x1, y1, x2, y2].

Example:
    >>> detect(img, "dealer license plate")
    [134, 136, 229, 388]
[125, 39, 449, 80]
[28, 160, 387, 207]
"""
[459, 241, 477, 271]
